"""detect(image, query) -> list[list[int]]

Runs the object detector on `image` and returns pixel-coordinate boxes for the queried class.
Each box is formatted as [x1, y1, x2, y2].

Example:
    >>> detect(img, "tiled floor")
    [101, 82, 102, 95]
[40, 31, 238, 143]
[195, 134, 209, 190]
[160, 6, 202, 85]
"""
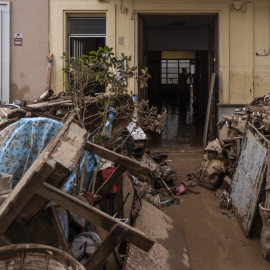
[148, 96, 204, 149]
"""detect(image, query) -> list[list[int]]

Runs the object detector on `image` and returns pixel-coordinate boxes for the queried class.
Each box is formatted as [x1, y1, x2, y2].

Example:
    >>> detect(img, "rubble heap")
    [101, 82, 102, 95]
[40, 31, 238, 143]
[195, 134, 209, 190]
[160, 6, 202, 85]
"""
[0, 89, 175, 269]
[192, 93, 270, 193]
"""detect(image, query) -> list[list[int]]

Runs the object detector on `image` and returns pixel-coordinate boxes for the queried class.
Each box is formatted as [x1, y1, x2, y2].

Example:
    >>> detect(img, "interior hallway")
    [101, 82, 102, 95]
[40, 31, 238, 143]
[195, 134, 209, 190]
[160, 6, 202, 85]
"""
[148, 96, 204, 149]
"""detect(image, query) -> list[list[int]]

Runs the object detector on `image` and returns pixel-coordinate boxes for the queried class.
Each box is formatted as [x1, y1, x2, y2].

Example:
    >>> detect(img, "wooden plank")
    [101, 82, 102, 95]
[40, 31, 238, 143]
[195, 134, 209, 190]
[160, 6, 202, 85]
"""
[26, 100, 72, 109]
[50, 121, 88, 171]
[30, 111, 62, 122]
[0, 159, 56, 236]
[48, 206, 71, 255]
[37, 182, 155, 252]
[203, 73, 216, 148]
[84, 224, 123, 270]
[84, 142, 151, 180]
[95, 165, 126, 199]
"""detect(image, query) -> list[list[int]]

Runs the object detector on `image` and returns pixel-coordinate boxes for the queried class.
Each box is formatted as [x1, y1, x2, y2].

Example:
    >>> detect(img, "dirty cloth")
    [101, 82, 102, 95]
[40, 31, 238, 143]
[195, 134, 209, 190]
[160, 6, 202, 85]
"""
[62, 151, 98, 194]
[0, 117, 98, 191]
[101, 167, 118, 194]
[71, 232, 106, 268]
[0, 117, 63, 187]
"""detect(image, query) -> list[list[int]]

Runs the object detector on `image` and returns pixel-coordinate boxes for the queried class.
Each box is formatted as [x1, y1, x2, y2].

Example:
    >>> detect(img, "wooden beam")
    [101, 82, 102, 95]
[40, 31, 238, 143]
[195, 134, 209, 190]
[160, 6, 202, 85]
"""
[84, 224, 123, 270]
[84, 141, 151, 180]
[203, 73, 216, 148]
[95, 165, 126, 200]
[48, 206, 71, 255]
[0, 159, 56, 236]
[37, 182, 155, 252]
[26, 100, 72, 109]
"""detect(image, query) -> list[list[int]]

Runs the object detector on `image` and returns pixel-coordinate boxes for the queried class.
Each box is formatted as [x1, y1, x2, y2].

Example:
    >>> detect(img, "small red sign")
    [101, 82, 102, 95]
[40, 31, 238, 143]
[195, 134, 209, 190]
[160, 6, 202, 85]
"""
[14, 38, 22, 46]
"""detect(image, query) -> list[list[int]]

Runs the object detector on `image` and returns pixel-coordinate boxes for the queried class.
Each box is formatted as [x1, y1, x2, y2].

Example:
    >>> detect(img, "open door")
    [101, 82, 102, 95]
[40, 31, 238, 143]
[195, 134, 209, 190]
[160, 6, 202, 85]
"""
[207, 17, 218, 141]
[138, 15, 148, 101]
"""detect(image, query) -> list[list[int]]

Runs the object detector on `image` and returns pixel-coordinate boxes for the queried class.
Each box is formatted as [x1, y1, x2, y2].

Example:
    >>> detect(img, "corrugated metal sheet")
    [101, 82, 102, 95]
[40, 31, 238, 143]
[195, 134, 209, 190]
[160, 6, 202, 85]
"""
[231, 122, 268, 238]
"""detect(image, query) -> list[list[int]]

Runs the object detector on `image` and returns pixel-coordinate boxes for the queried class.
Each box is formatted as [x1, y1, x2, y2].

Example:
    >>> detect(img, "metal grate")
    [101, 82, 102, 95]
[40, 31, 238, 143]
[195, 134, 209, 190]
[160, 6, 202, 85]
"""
[161, 60, 191, 85]
[69, 18, 106, 35]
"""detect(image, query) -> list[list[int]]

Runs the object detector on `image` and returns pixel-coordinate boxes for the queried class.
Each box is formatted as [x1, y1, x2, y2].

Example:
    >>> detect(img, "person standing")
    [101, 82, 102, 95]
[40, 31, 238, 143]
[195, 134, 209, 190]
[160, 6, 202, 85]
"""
[178, 68, 188, 98]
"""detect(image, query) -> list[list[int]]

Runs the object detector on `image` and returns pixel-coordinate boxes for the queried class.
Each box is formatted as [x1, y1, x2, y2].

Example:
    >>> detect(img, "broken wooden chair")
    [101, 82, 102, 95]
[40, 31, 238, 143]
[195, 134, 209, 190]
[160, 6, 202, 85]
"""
[0, 115, 154, 270]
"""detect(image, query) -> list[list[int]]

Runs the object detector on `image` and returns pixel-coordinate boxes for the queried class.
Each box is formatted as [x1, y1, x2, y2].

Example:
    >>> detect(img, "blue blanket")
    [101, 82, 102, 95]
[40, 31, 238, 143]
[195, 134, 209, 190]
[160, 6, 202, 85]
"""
[0, 117, 98, 192]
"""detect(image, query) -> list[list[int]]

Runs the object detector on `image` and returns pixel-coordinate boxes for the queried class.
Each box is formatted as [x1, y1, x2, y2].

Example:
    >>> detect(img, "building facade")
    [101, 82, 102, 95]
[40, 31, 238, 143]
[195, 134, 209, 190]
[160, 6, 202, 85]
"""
[2, 0, 270, 119]
[0, 0, 49, 103]
[49, 0, 270, 119]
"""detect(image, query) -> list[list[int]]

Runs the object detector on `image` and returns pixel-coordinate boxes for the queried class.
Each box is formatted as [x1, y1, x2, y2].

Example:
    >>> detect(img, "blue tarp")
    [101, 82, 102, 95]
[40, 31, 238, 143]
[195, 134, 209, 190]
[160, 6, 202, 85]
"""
[0, 117, 98, 192]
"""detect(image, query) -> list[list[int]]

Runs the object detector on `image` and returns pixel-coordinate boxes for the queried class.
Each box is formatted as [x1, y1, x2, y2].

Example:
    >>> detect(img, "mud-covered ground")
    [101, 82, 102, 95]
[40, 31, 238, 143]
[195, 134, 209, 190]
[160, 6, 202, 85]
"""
[160, 151, 270, 270]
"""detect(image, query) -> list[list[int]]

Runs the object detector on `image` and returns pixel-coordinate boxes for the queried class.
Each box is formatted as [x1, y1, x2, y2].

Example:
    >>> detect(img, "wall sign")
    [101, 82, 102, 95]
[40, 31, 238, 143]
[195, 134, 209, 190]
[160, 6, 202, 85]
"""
[14, 33, 23, 46]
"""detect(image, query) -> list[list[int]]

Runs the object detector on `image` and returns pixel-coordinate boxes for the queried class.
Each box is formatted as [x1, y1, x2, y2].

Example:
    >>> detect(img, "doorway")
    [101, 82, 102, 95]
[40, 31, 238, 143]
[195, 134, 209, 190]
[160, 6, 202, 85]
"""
[138, 14, 218, 148]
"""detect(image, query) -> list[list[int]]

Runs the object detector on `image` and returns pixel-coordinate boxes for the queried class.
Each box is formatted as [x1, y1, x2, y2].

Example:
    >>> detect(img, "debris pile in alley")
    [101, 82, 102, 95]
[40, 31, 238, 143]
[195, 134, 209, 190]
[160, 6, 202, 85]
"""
[0, 46, 180, 269]
[192, 92, 270, 193]
[190, 92, 270, 261]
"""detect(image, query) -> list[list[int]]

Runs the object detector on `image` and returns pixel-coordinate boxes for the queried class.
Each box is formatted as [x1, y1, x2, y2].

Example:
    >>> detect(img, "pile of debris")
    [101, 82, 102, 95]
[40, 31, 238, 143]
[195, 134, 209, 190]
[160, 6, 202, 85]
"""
[190, 93, 270, 261]
[191, 93, 270, 193]
[0, 88, 184, 269]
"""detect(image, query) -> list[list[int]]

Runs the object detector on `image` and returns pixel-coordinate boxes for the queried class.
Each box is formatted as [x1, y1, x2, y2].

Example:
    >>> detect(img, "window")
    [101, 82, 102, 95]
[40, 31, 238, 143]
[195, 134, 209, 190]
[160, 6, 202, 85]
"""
[161, 60, 195, 85]
[68, 17, 106, 57]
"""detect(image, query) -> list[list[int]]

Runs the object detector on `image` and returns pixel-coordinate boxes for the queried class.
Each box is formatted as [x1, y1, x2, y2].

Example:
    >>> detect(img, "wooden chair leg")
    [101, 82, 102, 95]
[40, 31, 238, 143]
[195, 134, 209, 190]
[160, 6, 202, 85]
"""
[37, 183, 154, 252]
[84, 224, 123, 270]
[0, 159, 56, 236]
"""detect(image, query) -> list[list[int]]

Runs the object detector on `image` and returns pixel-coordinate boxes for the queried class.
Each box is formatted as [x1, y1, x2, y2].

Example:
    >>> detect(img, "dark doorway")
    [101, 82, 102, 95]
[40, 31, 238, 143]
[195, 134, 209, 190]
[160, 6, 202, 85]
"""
[138, 14, 218, 148]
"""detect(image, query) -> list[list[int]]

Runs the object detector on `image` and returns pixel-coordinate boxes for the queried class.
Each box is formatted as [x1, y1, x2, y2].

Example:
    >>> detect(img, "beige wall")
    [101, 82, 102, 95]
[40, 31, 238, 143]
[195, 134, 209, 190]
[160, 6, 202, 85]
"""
[49, 0, 270, 105]
[10, 0, 49, 102]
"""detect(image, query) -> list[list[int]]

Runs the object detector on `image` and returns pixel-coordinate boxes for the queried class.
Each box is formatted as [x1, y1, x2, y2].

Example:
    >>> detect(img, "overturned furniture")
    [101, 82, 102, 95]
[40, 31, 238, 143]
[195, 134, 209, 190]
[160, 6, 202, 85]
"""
[0, 116, 154, 269]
